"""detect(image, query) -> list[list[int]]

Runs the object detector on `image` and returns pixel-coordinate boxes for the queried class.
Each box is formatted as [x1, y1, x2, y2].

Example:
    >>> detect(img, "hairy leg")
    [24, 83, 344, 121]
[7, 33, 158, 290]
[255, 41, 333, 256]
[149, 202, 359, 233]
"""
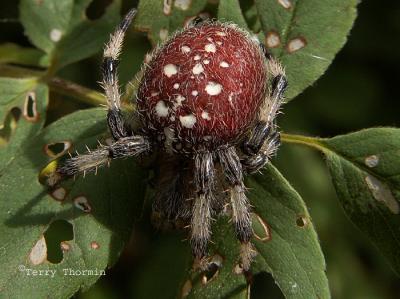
[101, 8, 137, 140]
[242, 56, 287, 173]
[218, 146, 256, 270]
[48, 136, 150, 186]
[191, 151, 215, 261]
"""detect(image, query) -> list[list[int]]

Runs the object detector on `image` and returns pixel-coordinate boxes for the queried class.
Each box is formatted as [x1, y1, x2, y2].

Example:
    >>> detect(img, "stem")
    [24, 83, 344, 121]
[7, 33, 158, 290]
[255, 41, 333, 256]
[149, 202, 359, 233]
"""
[49, 77, 106, 106]
[281, 133, 329, 153]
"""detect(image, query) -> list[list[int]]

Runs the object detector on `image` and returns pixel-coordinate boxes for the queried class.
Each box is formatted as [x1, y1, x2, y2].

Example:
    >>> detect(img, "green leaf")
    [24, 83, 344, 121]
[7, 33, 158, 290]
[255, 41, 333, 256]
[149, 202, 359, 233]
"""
[0, 43, 47, 67]
[320, 128, 400, 275]
[186, 219, 248, 299]
[218, 0, 248, 30]
[0, 108, 148, 298]
[19, 0, 121, 70]
[254, 0, 358, 100]
[134, 0, 208, 45]
[0, 78, 48, 173]
[247, 165, 330, 299]
[131, 232, 192, 299]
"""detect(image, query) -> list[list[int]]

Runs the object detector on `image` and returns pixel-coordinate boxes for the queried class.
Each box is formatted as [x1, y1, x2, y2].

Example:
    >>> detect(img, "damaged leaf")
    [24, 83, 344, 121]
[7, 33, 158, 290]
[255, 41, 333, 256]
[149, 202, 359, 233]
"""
[19, 0, 121, 70]
[0, 108, 148, 297]
[321, 128, 400, 275]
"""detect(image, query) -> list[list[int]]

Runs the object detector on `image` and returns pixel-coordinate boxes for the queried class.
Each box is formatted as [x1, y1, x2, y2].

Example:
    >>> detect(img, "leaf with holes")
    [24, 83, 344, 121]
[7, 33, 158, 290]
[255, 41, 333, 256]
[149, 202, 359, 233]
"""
[0, 108, 148, 298]
[0, 78, 48, 173]
[253, 0, 358, 100]
[19, 0, 121, 71]
[320, 128, 400, 275]
[185, 218, 248, 299]
[134, 0, 208, 45]
[181, 165, 329, 298]
[0, 43, 47, 67]
[247, 165, 330, 299]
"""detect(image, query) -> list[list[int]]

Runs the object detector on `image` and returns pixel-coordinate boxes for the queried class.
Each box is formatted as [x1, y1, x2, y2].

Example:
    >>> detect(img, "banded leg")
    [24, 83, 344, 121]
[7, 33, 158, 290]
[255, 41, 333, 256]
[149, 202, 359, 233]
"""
[102, 8, 137, 140]
[191, 151, 215, 260]
[48, 136, 150, 186]
[218, 147, 255, 270]
[242, 56, 287, 173]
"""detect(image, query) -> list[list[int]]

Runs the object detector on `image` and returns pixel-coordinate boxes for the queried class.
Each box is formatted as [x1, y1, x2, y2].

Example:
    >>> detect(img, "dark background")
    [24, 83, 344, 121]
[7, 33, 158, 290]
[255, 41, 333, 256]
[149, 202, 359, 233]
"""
[1, 0, 399, 298]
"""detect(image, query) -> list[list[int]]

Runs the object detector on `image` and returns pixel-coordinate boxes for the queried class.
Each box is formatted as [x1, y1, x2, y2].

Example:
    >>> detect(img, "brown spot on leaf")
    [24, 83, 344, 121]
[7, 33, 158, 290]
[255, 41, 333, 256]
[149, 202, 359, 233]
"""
[296, 215, 309, 228]
[73, 196, 92, 213]
[50, 187, 67, 201]
[253, 214, 271, 242]
[90, 241, 100, 250]
[29, 236, 47, 265]
[287, 37, 307, 53]
[60, 241, 70, 252]
[278, 0, 292, 9]
[265, 31, 281, 48]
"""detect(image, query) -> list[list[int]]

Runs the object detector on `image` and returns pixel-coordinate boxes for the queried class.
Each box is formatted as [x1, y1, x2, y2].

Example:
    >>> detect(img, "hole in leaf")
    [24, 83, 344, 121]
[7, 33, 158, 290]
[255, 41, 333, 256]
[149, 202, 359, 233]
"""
[44, 220, 74, 264]
[251, 272, 284, 299]
[44, 141, 72, 157]
[201, 254, 223, 285]
[86, 0, 112, 20]
[296, 216, 308, 228]
[23, 91, 39, 122]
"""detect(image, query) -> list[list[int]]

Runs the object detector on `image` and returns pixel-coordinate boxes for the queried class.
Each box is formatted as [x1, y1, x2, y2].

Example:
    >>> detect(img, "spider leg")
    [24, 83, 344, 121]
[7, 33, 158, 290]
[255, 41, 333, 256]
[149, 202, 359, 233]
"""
[218, 146, 255, 270]
[242, 56, 287, 173]
[48, 136, 150, 186]
[191, 151, 215, 261]
[102, 8, 136, 140]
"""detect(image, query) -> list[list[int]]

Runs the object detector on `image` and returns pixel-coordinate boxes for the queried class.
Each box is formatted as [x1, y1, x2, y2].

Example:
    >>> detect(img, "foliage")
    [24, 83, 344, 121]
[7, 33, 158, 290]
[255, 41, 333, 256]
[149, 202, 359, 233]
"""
[0, 0, 398, 298]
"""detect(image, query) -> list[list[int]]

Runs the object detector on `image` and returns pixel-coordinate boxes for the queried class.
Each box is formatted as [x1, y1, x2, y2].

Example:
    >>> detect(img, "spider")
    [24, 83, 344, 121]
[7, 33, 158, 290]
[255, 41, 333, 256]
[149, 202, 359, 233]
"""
[49, 9, 287, 270]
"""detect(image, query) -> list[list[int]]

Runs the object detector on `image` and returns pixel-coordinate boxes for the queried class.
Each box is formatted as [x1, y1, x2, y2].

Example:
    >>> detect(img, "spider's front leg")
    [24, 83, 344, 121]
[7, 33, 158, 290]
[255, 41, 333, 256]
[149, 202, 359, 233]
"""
[48, 9, 151, 186]
[242, 56, 288, 173]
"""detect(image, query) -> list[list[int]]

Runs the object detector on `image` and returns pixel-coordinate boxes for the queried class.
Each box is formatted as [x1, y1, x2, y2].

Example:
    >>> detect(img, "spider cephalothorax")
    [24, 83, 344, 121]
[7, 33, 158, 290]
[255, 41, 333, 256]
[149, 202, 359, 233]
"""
[49, 9, 287, 270]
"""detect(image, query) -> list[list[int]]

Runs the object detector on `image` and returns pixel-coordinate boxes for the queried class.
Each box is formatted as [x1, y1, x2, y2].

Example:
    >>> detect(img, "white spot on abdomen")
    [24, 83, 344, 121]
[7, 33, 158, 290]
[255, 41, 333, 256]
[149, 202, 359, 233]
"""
[203, 59, 210, 64]
[220, 61, 229, 68]
[181, 45, 191, 53]
[163, 64, 178, 77]
[191, 90, 199, 96]
[173, 83, 180, 89]
[155, 100, 169, 117]
[201, 111, 211, 120]
[50, 29, 62, 42]
[194, 55, 201, 61]
[205, 43, 216, 53]
[180, 114, 197, 128]
[205, 81, 222, 95]
[192, 63, 204, 75]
